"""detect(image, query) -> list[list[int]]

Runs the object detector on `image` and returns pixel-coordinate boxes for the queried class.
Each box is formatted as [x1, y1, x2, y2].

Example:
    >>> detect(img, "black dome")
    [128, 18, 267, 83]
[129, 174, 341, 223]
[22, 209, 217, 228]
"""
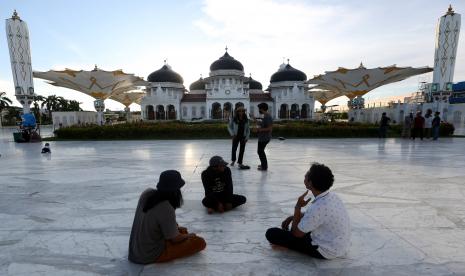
[210, 51, 244, 71]
[245, 76, 262, 90]
[189, 77, 206, 90]
[147, 65, 183, 84]
[270, 64, 307, 83]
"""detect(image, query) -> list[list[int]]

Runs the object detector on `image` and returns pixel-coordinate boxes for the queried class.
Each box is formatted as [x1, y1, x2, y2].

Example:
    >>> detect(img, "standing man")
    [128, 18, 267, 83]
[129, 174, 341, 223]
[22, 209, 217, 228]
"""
[378, 112, 390, 138]
[255, 103, 273, 171]
[412, 111, 425, 140]
[228, 106, 251, 169]
[265, 163, 351, 259]
[201, 156, 247, 214]
[432, 111, 441, 140]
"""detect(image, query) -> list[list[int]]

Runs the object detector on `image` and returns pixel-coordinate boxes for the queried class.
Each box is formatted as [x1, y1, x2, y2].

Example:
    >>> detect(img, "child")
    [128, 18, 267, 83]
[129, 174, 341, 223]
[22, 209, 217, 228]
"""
[41, 143, 51, 153]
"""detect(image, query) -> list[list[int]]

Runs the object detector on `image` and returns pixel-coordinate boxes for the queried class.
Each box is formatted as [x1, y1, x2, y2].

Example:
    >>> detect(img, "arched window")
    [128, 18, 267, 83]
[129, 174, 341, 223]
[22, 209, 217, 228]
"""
[192, 106, 197, 117]
[183, 106, 188, 117]
[201, 106, 206, 117]
[279, 104, 288, 119]
[212, 102, 222, 119]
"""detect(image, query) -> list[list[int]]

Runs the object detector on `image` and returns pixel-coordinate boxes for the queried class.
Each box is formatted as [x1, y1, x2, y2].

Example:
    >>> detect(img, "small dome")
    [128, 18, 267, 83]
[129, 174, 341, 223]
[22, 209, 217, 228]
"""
[270, 64, 307, 83]
[189, 77, 206, 90]
[245, 76, 262, 90]
[147, 64, 183, 84]
[210, 51, 244, 71]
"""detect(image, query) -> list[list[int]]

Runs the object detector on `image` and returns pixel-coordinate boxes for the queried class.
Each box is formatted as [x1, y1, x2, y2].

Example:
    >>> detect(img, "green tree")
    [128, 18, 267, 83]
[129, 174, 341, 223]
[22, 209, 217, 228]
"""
[0, 92, 13, 126]
[41, 95, 61, 119]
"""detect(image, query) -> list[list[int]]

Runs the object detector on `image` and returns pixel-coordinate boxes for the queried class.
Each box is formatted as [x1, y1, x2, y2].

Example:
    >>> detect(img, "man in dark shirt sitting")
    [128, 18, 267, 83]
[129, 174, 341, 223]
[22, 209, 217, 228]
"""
[201, 156, 247, 214]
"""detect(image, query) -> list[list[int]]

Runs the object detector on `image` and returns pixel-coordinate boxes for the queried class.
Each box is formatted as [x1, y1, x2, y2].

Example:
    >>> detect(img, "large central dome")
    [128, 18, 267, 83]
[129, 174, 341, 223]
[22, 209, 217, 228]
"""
[270, 63, 307, 83]
[147, 64, 183, 84]
[210, 51, 244, 71]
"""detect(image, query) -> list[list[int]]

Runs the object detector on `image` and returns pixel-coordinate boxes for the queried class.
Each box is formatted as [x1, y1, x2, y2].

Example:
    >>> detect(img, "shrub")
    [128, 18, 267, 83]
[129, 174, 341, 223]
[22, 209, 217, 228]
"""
[52, 120, 453, 140]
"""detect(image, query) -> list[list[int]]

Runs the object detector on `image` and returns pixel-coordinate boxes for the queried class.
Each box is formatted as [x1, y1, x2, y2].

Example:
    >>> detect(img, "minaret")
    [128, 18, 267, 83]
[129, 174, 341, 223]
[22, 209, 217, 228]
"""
[5, 10, 35, 113]
[432, 5, 461, 93]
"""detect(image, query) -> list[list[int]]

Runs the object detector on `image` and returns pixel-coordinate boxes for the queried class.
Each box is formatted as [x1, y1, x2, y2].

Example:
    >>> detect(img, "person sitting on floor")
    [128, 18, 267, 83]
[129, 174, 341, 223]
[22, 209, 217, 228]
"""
[265, 163, 351, 259]
[201, 156, 247, 214]
[41, 143, 51, 153]
[128, 170, 206, 264]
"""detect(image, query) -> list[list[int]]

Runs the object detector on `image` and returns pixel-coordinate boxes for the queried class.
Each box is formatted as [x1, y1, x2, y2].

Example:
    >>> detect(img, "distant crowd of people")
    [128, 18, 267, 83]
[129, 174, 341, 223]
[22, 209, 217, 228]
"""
[379, 109, 442, 140]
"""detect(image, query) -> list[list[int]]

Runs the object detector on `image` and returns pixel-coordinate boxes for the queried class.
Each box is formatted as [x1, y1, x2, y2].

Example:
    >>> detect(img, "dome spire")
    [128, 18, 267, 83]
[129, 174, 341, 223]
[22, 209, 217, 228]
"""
[446, 4, 455, 15]
[12, 10, 21, 20]
[225, 45, 228, 53]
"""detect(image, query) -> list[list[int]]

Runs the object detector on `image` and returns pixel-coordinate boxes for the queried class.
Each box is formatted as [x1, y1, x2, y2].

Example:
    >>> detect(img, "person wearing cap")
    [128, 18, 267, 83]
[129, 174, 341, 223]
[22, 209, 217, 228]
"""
[254, 103, 273, 171]
[41, 143, 51, 153]
[128, 170, 206, 264]
[201, 156, 247, 214]
[227, 106, 251, 169]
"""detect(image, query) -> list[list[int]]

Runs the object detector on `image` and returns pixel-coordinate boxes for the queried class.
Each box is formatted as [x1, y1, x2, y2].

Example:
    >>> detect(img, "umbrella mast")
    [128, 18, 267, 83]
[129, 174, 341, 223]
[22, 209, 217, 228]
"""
[6, 10, 35, 114]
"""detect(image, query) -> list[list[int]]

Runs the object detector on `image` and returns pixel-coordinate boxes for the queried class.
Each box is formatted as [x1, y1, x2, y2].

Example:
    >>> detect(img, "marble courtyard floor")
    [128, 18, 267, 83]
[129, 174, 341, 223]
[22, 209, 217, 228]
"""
[1, 135, 465, 275]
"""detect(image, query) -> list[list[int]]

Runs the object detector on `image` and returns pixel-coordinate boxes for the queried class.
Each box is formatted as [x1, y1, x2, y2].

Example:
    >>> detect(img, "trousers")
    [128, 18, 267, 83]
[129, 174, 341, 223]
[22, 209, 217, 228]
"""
[155, 228, 206, 262]
[265, 227, 325, 259]
[202, 194, 247, 210]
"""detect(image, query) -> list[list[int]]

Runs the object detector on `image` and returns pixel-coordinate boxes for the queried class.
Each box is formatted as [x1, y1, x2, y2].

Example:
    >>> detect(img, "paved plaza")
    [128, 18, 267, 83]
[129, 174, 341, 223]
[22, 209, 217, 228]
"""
[1, 130, 465, 275]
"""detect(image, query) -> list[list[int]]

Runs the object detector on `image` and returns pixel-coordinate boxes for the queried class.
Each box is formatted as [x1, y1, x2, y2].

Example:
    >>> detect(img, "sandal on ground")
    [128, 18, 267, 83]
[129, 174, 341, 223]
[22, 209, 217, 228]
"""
[238, 164, 250, 170]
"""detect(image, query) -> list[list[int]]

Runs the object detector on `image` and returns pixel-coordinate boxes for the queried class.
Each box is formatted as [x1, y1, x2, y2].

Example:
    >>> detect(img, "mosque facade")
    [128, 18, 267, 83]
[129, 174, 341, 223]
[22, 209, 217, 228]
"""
[140, 51, 314, 121]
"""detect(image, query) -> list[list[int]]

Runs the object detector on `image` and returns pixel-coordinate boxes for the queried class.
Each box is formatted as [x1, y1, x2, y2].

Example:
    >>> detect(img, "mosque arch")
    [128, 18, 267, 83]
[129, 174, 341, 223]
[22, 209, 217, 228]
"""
[167, 105, 176, 120]
[301, 104, 309, 119]
[156, 105, 165, 120]
[211, 102, 222, 119]
[290, 103, 299, 119]
[146, 105, 155, 120]
[279, 104, 289, 119]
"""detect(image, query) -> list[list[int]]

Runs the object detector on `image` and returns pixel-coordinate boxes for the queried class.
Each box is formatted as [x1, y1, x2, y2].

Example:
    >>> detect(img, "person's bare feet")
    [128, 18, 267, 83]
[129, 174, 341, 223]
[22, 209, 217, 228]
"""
[207, 208, 214, 214]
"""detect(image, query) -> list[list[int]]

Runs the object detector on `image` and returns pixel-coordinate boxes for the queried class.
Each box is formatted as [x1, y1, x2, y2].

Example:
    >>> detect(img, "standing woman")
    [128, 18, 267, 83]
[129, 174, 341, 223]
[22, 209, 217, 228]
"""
[228, 106, 250, 169]
[128, 170, 206, 264]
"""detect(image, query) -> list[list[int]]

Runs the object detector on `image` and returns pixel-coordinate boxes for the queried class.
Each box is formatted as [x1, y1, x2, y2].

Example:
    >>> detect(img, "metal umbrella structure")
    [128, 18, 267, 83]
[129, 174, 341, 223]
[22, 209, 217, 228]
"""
[33, 66, 148, 125]
[109, 91, 145, 121]
[6, 10, 35, 114]
[307, 63, 433, 109]
[310, 90, 344, 112]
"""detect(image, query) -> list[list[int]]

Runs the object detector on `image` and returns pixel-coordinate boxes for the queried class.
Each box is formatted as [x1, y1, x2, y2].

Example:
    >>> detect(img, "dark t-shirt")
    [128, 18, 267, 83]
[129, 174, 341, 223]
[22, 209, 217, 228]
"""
[258, 113, 273, 142]
[201, 167, 233, 202]
[380, 116, 390, 127]
[414, 116, 425, 128]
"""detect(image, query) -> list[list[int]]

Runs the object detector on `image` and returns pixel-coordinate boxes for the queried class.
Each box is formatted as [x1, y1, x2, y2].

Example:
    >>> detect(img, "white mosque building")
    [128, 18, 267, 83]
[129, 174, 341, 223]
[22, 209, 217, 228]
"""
[140, 50, 314, 121]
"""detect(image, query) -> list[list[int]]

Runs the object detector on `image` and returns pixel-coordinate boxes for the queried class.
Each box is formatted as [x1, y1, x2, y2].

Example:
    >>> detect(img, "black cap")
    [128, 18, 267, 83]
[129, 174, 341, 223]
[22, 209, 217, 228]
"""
[209, 156, 228, 167]
[157, 170, 185, 191]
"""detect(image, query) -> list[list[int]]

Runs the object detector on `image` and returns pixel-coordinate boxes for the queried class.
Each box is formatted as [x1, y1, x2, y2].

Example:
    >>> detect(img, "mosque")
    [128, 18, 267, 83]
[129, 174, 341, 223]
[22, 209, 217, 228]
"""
[140, 50, 314, 121]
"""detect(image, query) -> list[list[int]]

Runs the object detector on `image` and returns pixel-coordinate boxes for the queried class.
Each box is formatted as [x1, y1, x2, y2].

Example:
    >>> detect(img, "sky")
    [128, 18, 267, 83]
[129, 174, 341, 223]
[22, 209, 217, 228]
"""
[1, 0, 464, 111]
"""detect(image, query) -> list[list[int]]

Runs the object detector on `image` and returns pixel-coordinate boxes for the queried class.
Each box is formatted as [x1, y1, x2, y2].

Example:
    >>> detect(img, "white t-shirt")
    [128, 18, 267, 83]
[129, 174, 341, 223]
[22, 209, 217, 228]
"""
[425, 116, 433, 128]
[297, 191, 351, 259]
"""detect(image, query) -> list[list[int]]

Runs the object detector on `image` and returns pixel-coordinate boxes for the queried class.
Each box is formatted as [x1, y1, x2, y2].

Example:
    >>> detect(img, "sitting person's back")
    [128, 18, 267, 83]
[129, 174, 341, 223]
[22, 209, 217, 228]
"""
[128, 170, 206, 264]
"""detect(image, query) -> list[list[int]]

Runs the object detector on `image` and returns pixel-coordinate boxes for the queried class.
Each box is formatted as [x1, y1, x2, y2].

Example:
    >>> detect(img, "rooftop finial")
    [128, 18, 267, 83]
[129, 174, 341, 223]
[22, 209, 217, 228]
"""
[93, 64, 98, 71]
[287, 58, 290, 65]
[225, 45, 228, 52]
[447, 4, 454, 15]
[12, 10, 20, 20]
[359, 62, 365, 68]
[249, 73, 252, 78]
[200, 73, 203, 79]
[164, 59, 167, 65]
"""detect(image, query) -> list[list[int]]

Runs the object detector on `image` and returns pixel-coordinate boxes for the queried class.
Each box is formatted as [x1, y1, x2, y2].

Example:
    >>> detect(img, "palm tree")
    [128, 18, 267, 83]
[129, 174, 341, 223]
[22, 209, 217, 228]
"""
[67, 100, 82, 111]
[41, 95, 61, 119]
[0, 92, 13, 126]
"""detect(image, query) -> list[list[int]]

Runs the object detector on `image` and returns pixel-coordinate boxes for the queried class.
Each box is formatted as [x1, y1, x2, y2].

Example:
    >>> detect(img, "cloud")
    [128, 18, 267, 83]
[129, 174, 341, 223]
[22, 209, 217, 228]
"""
[192, 0, 461, 107]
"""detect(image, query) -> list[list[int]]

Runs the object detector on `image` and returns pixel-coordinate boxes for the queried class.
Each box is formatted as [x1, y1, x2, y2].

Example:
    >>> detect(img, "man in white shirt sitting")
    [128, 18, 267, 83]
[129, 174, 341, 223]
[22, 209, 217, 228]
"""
[265, 163, 351, 259]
